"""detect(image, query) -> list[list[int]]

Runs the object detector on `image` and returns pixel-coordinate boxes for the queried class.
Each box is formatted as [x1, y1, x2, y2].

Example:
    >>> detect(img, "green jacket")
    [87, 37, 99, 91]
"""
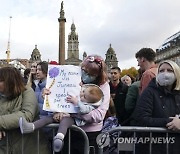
[0, 87, 51, 154]
[125, 81, 140, 114]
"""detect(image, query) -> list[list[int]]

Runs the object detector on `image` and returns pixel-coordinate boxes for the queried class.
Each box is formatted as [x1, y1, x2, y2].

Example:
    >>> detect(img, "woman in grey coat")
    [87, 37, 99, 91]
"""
[0, 67, 51, 154]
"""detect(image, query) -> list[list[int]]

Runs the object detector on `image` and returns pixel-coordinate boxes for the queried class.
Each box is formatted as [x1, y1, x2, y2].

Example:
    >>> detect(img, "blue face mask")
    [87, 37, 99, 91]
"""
[81, 70, 97, 84]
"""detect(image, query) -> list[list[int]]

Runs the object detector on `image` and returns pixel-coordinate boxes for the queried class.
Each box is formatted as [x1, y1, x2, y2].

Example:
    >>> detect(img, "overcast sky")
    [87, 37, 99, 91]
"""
[0, 0, 179, 69]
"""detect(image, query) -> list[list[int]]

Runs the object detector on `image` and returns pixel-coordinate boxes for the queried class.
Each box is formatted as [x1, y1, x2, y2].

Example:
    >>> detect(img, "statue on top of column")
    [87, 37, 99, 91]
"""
[61, 1, 64, 11]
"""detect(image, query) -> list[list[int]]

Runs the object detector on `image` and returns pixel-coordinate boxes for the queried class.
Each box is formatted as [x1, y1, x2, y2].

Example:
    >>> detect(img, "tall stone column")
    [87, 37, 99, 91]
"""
[58, 1, 66, 65]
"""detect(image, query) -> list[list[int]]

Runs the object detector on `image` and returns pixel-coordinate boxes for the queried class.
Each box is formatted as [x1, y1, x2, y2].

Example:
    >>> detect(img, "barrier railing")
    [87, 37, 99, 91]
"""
[3, 124, 89, 154]
[99, 126, 178, 154]
[3, 126, 179, 154]
[46, 124, 90, 154]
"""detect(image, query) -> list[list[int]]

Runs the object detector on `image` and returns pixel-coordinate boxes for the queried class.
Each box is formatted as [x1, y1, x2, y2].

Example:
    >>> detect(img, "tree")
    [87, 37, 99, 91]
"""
[121, 67, 138, 81]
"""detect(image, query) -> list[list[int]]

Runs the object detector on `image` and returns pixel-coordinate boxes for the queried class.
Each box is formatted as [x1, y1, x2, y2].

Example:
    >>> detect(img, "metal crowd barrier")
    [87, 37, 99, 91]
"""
[3, 126, 179, 154]
[3, 124, 89, 154]
[99, 126, 179, 154]
[46, 124, 90, 154]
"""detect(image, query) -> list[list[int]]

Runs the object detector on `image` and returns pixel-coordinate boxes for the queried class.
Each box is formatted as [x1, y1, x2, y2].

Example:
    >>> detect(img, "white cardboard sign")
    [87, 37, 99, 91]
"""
[43, 65, 81, 113]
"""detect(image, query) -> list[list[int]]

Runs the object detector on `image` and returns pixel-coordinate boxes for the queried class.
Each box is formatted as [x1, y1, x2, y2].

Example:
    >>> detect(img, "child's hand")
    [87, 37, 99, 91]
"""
[66, 95, 78, 105]
[53, 112, 70, 122]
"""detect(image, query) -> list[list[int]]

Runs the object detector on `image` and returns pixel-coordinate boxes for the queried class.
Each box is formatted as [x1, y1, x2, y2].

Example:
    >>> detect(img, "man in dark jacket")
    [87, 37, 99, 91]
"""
[109, 67, 129, 125]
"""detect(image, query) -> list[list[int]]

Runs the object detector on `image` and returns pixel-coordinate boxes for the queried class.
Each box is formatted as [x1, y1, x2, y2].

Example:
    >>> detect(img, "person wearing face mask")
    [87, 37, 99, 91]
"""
[65, 55, 110, 154]
[43, 55, 110, 154]
[133, 60, 180, 154]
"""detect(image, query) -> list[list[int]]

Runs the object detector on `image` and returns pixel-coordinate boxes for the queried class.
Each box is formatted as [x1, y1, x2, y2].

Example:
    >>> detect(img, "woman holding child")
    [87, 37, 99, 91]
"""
[53, 55, 110, 154]
[45, 55, 110, 154]
[20, 55, 110, 154]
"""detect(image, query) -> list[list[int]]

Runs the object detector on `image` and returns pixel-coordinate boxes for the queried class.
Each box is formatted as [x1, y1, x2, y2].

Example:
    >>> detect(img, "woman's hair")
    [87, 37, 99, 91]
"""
[83, 84, 103, 103]
[0, 67, 26, 100]
[81, 55, 108, 85]
[158, 60, 180, 90]
[24, 68, 31, 79]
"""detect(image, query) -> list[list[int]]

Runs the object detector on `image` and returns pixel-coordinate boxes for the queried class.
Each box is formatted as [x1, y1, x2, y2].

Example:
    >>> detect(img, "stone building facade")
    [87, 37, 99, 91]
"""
[155, 31, 180, 66]
[29, 45, 42, 65]
[105, 44, 118, 72]
[65, 22, 82, 65]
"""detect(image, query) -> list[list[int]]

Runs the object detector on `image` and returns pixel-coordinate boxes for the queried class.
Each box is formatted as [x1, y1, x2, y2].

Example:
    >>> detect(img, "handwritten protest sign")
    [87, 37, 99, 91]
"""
[43, 65, 81, 113]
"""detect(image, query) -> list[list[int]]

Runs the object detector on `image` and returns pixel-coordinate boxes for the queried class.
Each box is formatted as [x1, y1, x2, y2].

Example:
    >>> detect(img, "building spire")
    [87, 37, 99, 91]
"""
[6, 16, 12, 64]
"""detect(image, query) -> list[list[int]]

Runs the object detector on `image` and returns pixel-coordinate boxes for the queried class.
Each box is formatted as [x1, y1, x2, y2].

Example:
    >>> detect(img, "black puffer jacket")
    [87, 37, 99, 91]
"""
[134, 78, 180, 127]
[133, 78, 180, 154]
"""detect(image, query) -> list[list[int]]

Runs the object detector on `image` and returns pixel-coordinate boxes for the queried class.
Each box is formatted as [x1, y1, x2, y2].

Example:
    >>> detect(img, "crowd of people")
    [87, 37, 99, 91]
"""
[0, 48, 180, 154]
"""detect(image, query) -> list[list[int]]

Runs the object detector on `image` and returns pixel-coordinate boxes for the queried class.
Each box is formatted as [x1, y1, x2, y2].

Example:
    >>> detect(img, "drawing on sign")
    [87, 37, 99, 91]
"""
[45, 67, 59, 108]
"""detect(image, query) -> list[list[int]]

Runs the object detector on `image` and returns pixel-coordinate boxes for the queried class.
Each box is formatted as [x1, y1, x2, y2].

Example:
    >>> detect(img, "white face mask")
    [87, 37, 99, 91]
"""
[156, 72, 176, 86]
